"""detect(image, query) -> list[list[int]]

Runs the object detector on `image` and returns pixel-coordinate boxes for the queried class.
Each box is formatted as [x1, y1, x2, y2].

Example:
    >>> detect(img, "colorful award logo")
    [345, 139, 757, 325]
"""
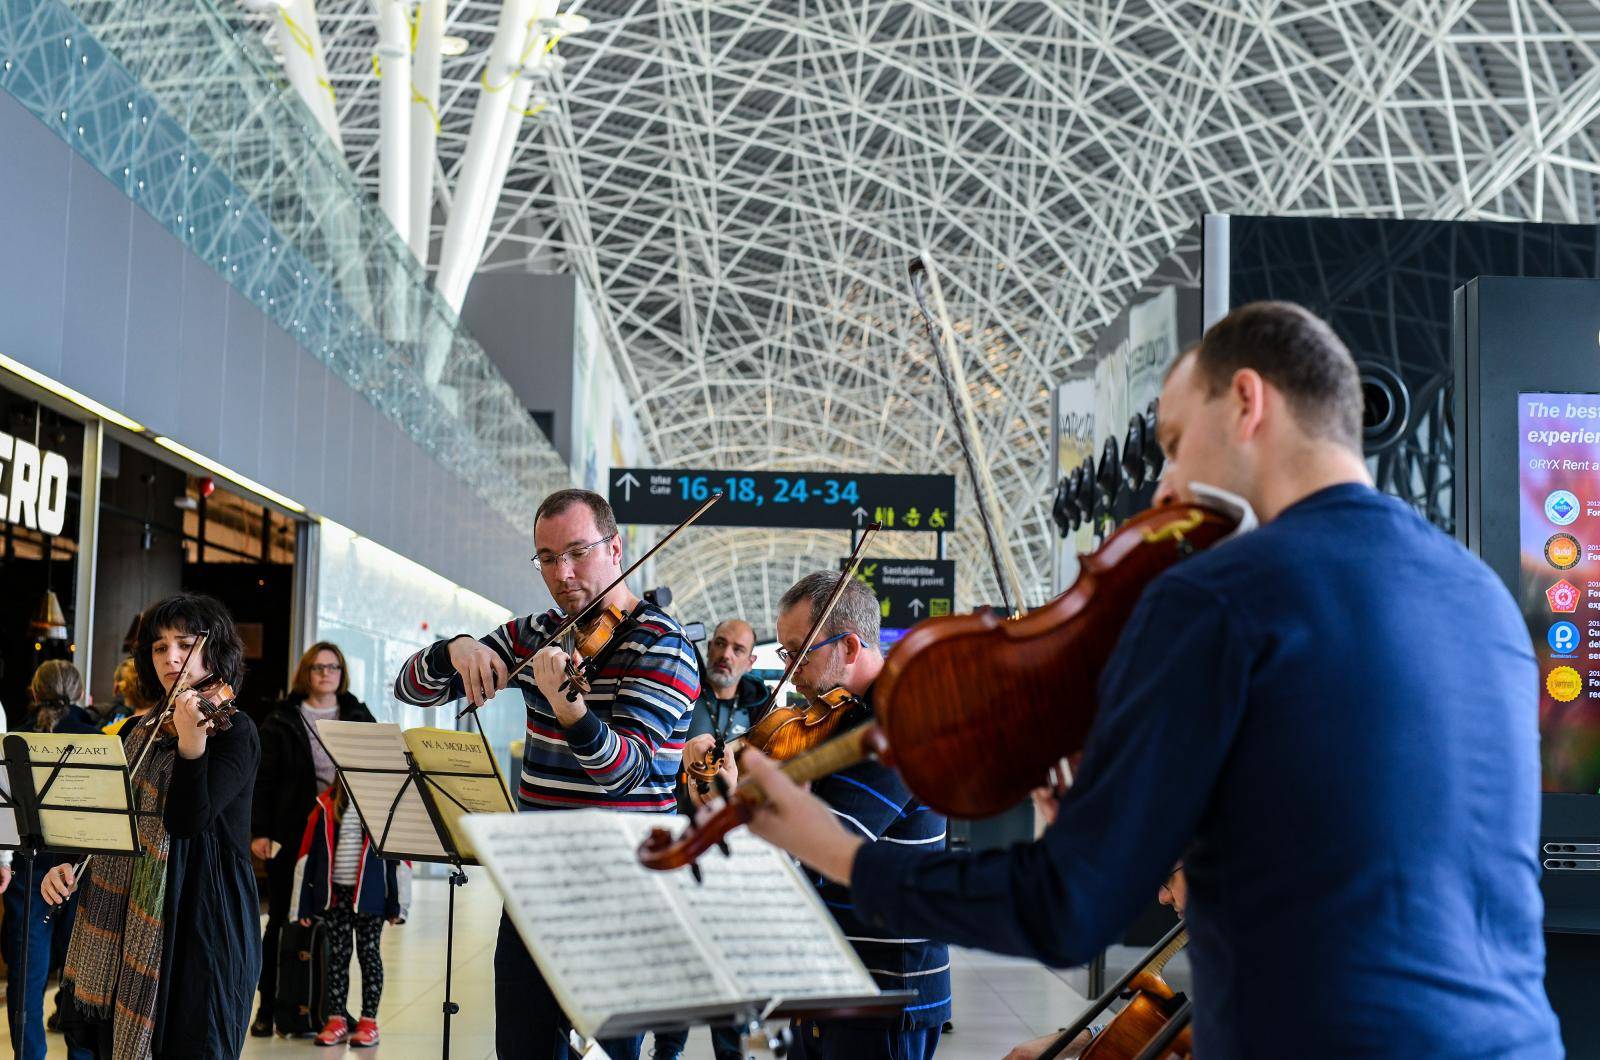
[1546, 533, 1582, 570]
[1546, 490, 1581, 526]
[1549, 621, 1581, 656]
[1548, 580, 1581, 613]
[1548, 666, 1583, 703]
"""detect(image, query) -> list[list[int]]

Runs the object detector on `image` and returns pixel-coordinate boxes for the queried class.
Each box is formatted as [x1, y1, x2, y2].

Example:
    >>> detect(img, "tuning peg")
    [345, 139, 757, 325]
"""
[716, 838, 732, 858]
[690, 862, 703, 885]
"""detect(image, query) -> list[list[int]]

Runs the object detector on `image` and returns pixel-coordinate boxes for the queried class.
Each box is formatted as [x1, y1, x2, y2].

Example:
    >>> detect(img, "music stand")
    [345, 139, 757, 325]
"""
[0, 733, 144, 1060]
[312, 717, 513, 1060]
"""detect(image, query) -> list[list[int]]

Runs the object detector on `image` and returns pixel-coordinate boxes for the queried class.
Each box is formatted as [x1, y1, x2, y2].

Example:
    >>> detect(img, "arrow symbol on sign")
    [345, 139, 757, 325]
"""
[852, 506, 868, 525]
[615, 472, 640, 501]
[908, 599, 924, 617]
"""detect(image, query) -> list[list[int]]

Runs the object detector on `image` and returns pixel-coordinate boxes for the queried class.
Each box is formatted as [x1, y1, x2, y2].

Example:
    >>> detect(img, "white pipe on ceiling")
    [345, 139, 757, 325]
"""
[431, 0, 543, 321]
[274, 0, 343, 151]
[409, 0, 446, 266]
[374, 0, 413, 249]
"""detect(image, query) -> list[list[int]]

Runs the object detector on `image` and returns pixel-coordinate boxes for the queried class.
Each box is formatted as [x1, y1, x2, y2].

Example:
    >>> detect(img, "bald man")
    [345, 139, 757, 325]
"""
[686, 619, 767, 744]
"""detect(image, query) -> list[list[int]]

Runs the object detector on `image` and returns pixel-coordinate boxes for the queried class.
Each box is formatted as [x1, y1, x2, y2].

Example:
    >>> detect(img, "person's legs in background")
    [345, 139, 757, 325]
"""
[649, 1027, 688, 1059]
[3, 860, 58, 1060]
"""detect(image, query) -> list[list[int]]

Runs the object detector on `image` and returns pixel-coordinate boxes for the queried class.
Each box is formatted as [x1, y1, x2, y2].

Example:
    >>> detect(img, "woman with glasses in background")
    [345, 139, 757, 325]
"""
[248, 642, 376, 1037]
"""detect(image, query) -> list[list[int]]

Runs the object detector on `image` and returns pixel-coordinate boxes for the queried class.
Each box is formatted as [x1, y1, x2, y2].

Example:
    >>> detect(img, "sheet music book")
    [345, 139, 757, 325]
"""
[314, 722, 516, 862]
[0, 733, 140, 854]
[463, 810, 903, 1041]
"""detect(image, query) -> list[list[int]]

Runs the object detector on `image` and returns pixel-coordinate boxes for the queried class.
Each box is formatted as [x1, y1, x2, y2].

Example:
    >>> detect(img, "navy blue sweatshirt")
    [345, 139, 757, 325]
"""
[853, 484, 1561, 1059]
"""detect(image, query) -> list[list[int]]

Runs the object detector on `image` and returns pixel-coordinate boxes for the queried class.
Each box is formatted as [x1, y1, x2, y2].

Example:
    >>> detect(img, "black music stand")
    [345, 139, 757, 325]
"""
[0, 734, 144, 1060]
[317, 716, 508, 1060]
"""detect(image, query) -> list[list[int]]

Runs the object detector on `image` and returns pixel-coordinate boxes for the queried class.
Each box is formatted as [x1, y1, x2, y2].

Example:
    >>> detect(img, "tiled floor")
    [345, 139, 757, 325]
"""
[3, 876, 1093, 1059]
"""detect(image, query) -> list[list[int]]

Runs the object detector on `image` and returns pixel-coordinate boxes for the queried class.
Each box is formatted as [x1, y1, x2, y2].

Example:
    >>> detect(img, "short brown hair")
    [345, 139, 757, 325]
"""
[535, 489, 619, 538]
[1184, 301, 1363, 452]
[779, 572, 881, 648]
[292, 641, 350, 697]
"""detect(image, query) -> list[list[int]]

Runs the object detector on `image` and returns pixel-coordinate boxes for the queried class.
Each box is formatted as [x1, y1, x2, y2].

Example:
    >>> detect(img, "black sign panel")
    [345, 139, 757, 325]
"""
[842, 558, 957, 626]
[610, 468, 956, 531]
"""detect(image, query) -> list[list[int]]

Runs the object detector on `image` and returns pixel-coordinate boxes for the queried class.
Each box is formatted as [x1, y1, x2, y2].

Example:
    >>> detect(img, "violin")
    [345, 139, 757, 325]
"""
[683, 687, 865, 796]
[481, 492, 724, 715]
[157, 670, 239, 737]
[681, 525, 881, 795]
[638, 501, 1237, 871]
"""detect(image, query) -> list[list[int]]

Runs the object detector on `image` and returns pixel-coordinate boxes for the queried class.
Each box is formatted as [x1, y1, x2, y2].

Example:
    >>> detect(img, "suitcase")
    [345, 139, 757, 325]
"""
[273, 920, 330, 1037]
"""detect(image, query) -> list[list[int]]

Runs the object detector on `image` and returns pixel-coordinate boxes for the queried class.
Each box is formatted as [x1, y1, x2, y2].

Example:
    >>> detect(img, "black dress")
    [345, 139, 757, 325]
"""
[65, 715, 263, 1058]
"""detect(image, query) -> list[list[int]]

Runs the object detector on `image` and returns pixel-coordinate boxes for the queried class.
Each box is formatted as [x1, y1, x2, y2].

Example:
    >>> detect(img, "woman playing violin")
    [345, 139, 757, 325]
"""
[43, 593, 260, 1059]
[743, 302, 1561, 1060]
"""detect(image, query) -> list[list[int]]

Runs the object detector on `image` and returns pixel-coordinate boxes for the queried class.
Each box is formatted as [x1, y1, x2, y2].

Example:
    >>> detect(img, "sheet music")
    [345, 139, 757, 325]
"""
[400, 727, 515, 859]
[658, 828, 879, 1002]
[462, 812, 750, 1039]
[7, 734, 138, 853]
[463, 810, 887, 1037]
[0, 772, 20, 851]
[314, 722, 447, 861]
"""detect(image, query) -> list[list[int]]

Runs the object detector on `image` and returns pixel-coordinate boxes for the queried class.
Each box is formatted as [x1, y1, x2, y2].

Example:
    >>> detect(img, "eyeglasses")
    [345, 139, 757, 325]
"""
[308, 663, 342, 675]
[775, 631, 851, 666]
[533, 534, 616, 572]
[1159, 863, 1184, 896]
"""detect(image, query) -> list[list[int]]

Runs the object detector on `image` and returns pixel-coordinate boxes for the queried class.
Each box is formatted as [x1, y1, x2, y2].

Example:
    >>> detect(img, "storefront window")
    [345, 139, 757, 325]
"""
[92, 440, 303, 721]
[0, 387, 83, 724]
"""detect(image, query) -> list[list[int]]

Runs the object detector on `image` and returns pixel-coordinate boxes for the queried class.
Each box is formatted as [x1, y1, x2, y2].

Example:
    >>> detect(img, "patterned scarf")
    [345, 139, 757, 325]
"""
[62, 713, 176, 1060]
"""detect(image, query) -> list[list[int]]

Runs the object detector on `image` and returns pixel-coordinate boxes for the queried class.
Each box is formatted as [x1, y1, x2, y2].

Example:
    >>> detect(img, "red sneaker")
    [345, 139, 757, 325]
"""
[314, 1016, 350, 1046]
[350, 1018, 380, 1048]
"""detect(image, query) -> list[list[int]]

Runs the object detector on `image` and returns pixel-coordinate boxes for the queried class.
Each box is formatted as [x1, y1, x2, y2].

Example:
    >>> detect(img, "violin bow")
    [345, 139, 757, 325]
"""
[457, 491, 724, 718]
[907, 254, 1029, 614]
[47, 630, 209, 918]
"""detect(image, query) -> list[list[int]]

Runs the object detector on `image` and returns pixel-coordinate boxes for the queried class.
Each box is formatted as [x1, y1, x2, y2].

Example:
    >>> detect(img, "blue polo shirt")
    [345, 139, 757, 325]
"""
[811, 692, 952, 1030]
[853, 484, 1561, 1058]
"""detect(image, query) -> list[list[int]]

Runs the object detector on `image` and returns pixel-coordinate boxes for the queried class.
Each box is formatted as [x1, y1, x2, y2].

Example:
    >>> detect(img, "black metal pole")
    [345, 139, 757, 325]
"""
[18, 848, 34, 1060]
[441, 867, 465, 1060]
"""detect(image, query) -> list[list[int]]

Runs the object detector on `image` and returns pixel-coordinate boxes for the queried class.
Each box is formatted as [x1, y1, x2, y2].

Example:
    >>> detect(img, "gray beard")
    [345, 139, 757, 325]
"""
[708, 674, 738, 697]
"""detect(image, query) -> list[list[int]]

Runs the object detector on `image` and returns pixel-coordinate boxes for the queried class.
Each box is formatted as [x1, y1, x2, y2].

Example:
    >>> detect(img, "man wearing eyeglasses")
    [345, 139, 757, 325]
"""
[393, 488, 700, 1060]
[691, 572, 949, 1060]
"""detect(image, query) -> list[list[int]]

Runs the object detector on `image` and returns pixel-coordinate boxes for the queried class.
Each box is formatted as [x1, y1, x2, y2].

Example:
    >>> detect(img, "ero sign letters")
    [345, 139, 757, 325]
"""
[0, 431, 69, 536]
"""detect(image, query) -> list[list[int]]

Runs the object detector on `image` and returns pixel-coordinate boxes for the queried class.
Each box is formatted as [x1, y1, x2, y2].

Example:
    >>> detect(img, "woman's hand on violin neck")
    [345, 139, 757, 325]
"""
[740, 749, 863, 886]
[41, 863, 75, 905]
[449, 636, 509, 708]
[532, 645, 587, 726]
[171, 688, 211, 759]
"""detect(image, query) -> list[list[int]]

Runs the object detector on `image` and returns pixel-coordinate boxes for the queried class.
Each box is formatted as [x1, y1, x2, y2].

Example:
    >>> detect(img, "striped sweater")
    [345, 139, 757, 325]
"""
[394, 603, 699, 812]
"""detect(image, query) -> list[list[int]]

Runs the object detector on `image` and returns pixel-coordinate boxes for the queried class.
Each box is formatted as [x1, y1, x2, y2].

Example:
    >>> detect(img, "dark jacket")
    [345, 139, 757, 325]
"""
[685, 672, 770, 741]
[291, 787, 412, 921]
[66, 714, 263, 1058]
[252, 691, 375, 848]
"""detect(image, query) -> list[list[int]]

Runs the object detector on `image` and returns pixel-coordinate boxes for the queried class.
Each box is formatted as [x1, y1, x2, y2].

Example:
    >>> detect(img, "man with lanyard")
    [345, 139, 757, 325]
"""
[693, 572, 950, 1060]
[394, 488, 699, 1060]
[688, 619, 767, 745]
[740, 303, 1561, 1058]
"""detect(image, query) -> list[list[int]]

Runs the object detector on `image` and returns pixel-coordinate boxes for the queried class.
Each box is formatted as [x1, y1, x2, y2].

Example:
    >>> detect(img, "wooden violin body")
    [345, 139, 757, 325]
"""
[742, 686, 862, 762]
[873, 503, 1236, 819]
[157, 671, 239, 737]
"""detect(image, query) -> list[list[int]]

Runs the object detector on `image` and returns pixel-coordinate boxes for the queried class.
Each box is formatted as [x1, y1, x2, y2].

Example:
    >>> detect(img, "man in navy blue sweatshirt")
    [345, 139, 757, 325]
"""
[742, 301, 1562, 1059]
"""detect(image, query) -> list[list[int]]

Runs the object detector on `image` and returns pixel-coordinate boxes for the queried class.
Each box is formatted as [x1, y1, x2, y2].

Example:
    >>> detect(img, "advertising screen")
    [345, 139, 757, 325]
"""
[1519, 392, 1600, 793]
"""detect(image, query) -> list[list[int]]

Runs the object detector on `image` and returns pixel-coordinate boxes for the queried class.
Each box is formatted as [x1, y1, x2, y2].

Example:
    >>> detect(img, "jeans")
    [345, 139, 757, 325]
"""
[2, 859, 92, 1060]
[494, 911, 643, 1060]
[650, 1025, 746, 1059]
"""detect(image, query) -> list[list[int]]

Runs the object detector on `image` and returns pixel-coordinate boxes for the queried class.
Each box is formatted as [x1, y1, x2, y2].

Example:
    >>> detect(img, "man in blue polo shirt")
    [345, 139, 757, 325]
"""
[742, 302, 1561, 1058]
[694, 572, 950, 1059]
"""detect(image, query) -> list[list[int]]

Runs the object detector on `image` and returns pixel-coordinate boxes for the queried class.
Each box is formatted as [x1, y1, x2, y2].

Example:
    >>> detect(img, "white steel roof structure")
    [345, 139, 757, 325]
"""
[232, 0, 1600, 629]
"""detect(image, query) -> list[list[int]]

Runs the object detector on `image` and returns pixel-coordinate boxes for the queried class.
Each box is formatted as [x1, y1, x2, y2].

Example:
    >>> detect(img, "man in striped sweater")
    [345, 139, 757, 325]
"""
[392, 489, 698, 1060]
[691, 572, 951, 1059]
